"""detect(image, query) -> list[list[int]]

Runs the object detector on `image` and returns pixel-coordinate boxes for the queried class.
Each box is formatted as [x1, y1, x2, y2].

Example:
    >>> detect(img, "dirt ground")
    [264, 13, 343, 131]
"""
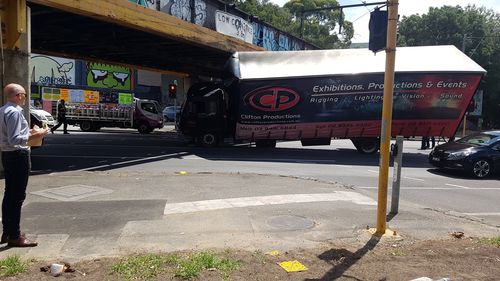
[4, 236, 500, 281]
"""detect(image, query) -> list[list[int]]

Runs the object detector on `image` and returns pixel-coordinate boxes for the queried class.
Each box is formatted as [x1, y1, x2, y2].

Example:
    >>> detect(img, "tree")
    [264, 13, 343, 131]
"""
[398, 5, 500, 128]
[229, 0, 353, 49]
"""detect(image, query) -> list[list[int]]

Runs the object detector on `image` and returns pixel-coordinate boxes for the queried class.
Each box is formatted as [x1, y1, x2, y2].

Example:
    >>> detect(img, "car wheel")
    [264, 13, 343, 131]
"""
[471, 159, 491, 178]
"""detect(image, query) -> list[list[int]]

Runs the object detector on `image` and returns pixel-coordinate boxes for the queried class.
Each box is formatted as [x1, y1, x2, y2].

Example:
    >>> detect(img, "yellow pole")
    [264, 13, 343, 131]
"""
[376, 0, 398, 235]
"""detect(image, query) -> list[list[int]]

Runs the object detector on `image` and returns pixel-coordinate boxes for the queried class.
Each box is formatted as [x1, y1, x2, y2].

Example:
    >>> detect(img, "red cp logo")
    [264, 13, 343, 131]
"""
[245, 87, 300, 112]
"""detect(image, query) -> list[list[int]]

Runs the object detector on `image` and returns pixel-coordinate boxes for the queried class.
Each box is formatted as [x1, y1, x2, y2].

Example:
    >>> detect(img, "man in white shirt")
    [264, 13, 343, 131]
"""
[0, 83, 48, 247]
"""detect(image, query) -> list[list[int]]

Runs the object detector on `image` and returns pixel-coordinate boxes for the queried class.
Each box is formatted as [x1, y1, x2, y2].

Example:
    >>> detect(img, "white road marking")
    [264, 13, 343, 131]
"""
[367, 170, 378, 173]
[463, 212, 500, 216]
[164, 192, 376, 215]
[203, 157, 337, 163]
[445, 183, 470, 189]
[403, 176, 424, 182]
[358, 186, 500, 190]
[334, 164, 354, 168]
[357, 186, 456, 190]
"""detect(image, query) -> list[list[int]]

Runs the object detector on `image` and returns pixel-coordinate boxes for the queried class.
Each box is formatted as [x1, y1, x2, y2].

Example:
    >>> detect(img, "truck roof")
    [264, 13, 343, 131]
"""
[232, 45, 486, 80]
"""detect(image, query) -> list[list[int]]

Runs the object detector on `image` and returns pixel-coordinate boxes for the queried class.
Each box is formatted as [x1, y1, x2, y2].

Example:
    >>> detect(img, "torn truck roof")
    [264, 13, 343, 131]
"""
[232, 45, 486, 80]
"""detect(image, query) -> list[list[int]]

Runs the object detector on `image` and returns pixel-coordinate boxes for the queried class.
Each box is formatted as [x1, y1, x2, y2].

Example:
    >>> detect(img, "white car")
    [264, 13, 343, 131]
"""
[30, 105, 56, 128]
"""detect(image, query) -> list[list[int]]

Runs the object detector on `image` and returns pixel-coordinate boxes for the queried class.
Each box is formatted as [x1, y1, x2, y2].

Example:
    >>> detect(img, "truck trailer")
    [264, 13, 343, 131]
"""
[179, 45, 486, 152]
[65, 98, 163, 133]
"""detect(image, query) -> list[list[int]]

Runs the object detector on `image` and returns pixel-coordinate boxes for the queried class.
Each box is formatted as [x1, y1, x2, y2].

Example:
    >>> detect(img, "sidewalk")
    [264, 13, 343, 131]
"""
[0, 171, 498, 262]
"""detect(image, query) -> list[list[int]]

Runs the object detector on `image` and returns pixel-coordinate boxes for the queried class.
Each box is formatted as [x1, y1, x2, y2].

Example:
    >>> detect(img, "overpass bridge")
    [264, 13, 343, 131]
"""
[2, 0, 314, 95]
[24, 0, 265, 76]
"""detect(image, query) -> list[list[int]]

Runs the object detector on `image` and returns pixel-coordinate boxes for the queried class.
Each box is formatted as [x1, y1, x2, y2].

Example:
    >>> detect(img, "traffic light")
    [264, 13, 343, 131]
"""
[369, 8, 388, 53]
[168, 84, 177, 99]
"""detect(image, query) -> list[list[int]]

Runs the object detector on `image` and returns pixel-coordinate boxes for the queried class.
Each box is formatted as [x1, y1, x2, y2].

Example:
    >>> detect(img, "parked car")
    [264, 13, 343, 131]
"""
[429, 130, 500, 178]
[162, 106, 181, 122]
[30, 105, 56, 129]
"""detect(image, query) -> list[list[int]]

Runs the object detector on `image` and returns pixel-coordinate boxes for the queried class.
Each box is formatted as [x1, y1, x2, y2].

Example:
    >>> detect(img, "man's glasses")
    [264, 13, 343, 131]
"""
[16, 93, 27, 97]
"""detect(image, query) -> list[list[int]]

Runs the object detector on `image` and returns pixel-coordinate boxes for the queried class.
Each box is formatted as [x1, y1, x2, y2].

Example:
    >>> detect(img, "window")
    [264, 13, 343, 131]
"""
[141, 102, 158, 114]
[457, 133, 499, 146]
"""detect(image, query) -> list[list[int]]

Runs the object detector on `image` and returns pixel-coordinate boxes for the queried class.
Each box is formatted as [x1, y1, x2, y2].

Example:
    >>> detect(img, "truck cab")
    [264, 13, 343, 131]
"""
[179, 83, 228, 146]
[135, 99, 164, 133]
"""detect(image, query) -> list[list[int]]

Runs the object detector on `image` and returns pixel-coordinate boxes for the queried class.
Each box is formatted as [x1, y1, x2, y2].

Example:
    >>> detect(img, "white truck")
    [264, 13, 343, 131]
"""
[64, 98, 163, 133]
[180, 45, 485, 152]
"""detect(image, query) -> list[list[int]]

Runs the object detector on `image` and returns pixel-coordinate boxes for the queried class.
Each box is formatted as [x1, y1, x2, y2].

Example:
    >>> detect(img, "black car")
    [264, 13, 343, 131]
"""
[429, 130, 500, 178]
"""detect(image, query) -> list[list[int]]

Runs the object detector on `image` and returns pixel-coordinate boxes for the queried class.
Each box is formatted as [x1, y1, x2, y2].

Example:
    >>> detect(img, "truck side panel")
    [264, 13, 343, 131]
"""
[235, 73, 481, 140]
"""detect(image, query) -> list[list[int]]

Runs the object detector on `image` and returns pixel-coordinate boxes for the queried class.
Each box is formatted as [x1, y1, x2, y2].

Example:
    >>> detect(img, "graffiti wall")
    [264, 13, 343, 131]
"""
[142, 0, 312, 50]
[128, 0, 157, 10]
[30, 54, 76, 86]
[215, 10, 253, 43]
[158, 0, 207, 26]
[250, 23, 302, 51]
[86, 62, 131, 90]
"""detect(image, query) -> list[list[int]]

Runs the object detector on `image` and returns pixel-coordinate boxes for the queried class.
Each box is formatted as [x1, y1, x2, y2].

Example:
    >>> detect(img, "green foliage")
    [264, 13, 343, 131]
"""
[174, 251, 241, 279]
[398, 5, 500, 127]
[0, 255, 29, 277]
[230, 0, 353, 49]
[480, 236, 500, 247]
[112, 251, 240, 280]
[391, 250, 407, 256]
[112, 253, 178, 280]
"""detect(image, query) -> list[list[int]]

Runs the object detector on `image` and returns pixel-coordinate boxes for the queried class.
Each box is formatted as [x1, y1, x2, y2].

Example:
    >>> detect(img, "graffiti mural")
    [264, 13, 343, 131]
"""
[166, 0, 207, 26]
[215, 11, 253, 43]
[262, 26, 279, 51]
[128, 0, 157, 9]
[30, 54, 75, 85]
[278, 34, 289, 51]
[86, 63, 131, 90]
[252, 22, 263, 46]
[252, 23, 302, 51]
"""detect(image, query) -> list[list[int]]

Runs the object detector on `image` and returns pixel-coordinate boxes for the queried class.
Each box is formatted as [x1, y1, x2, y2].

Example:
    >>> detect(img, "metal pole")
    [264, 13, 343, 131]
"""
[461, 34, 467, 138]
[390, 136, 404, 214]
[463, 113, 467, 137]
[376, 0, 398, 235]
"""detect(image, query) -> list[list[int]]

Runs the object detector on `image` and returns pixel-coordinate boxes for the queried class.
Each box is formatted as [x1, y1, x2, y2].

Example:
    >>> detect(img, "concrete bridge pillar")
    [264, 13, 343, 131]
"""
[1, 0, 30, 175]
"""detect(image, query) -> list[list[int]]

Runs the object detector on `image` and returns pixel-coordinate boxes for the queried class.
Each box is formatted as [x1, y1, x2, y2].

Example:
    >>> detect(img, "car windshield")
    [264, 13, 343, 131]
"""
[456, 133, 500, 146]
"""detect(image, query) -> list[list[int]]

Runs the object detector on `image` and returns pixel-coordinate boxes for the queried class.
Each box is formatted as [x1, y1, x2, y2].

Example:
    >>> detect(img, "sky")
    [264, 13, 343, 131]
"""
[267, 0, 500, 43]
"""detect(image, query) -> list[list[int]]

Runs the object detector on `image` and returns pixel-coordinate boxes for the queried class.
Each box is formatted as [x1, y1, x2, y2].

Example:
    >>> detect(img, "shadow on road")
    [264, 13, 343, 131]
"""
[28, 131, 433, 175]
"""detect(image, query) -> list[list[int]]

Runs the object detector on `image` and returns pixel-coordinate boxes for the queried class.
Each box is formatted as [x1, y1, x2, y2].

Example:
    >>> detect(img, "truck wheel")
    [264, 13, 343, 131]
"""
[351, 138, 379, 154]
[138, 123, 152, 134]
[199, 133, 219, 147]
[255, 140, 277, 148]
[80, 121, 93, 132]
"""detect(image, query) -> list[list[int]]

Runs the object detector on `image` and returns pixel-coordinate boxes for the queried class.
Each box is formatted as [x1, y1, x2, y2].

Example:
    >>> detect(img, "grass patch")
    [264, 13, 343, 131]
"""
[0, 255, 28, 277]
[391, 250, 407, 257]
[480, 236, 500, 247]
[112, 253, 179, 280]
[111, 251, 240, 280]
[174, 251, 240, 280]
